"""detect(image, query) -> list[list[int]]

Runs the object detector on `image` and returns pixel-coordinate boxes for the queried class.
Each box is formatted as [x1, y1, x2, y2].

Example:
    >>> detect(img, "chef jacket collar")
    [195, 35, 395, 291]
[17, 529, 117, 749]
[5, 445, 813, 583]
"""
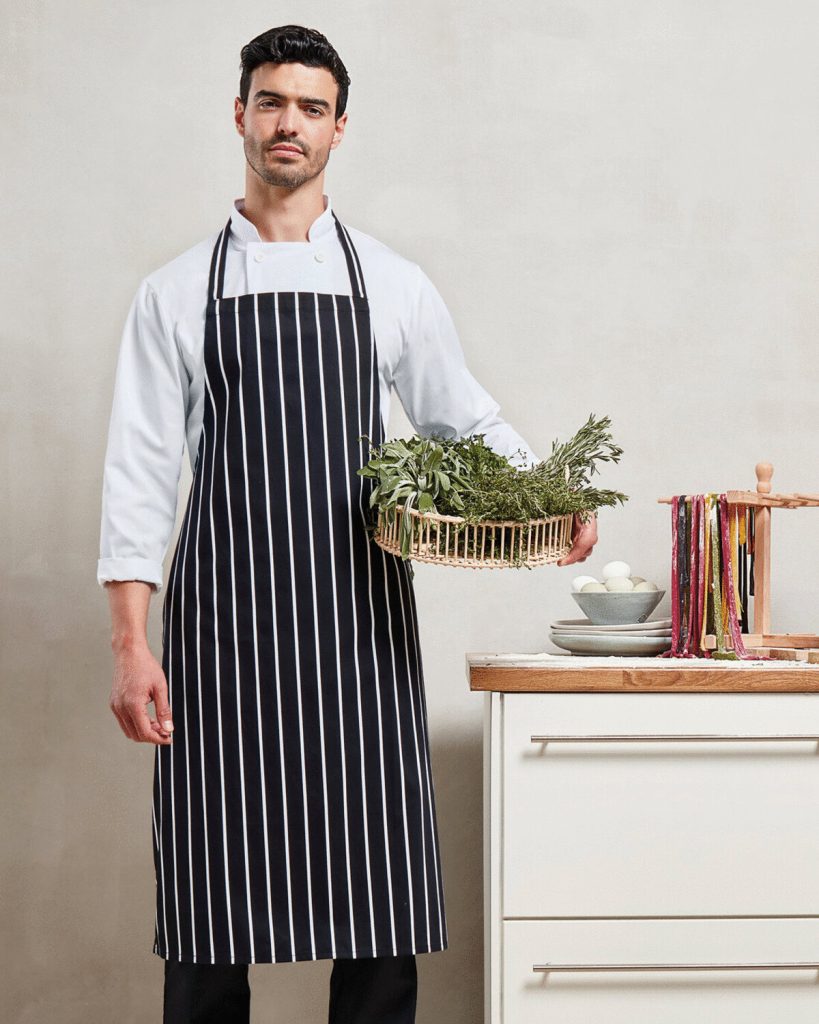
[229, 193, 335, 246]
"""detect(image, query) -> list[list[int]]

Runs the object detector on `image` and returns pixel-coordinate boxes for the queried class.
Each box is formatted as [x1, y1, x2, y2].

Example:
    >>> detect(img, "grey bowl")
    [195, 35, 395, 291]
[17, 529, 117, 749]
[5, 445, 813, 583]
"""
[571, 589, 665, 625]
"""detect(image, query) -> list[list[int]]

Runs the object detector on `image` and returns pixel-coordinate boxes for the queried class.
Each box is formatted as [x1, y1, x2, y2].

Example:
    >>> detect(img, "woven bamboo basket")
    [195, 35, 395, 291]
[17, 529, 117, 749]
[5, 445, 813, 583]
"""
[373, 503, 574, 568]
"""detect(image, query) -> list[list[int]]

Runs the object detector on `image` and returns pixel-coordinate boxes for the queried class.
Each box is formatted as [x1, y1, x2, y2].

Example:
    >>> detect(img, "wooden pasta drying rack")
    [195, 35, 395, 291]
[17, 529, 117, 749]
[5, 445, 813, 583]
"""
[658, 462, 819, 660]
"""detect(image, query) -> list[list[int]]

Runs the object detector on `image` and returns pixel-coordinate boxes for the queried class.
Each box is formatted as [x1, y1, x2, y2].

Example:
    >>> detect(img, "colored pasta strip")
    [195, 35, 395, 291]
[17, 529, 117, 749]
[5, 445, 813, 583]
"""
[661, 493, 764, 660]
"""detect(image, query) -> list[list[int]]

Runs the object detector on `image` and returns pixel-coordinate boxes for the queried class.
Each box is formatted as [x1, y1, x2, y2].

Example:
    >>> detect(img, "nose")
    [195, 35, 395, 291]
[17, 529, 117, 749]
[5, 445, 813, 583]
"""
[275, 102, 301, 135]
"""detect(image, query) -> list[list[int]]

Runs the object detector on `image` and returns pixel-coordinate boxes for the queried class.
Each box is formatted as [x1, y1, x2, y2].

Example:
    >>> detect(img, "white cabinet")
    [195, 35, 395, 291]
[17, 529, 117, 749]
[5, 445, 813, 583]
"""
[484, 691, 819, 1023]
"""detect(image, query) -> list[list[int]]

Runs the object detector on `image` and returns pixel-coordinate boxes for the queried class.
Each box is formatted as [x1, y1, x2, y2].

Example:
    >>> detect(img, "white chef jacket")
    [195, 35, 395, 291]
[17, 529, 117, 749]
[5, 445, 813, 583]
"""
[97, 193, 541, 593]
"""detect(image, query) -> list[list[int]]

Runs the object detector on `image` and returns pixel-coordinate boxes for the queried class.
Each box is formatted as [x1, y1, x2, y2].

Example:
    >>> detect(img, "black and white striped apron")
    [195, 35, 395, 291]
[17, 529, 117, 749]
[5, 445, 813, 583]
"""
[152, 212, 448, 965]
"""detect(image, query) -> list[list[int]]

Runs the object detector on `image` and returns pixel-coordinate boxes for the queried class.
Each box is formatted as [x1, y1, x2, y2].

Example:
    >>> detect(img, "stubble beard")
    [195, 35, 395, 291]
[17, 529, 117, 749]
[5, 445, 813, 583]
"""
[245, 135, 331, 189]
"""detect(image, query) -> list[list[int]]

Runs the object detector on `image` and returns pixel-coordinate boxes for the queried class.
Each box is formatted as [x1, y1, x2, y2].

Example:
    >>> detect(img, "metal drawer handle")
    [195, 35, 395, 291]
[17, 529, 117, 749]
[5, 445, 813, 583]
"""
[533, 961, 819, 973]
[530, 734, 819, 743]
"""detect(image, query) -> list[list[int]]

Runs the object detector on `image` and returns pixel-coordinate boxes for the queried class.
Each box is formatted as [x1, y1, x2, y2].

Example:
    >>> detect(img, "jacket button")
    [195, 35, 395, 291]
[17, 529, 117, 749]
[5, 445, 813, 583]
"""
[253, 252, 264, 263]
[314, 251, 325, 263]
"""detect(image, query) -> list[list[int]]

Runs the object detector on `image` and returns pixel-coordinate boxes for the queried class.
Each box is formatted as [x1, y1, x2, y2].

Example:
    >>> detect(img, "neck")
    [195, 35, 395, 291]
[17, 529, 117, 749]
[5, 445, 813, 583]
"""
[241, 173, 327, 242]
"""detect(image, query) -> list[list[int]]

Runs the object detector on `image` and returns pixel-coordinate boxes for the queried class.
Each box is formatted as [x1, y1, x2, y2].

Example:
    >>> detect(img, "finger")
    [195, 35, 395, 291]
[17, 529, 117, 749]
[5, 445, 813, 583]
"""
[558, 519, 595, 566]
[124, 709, 143, 742]
[113, 699, 140, 741]
[152, 686, 175, 737]
[111, 704, 137, 742]
[577, 528, 597, 554]
[149, 721, 169, 740]
[130, 700, 167, 745]
[146, 701, 174, 744]
[150, 718, 171, 739]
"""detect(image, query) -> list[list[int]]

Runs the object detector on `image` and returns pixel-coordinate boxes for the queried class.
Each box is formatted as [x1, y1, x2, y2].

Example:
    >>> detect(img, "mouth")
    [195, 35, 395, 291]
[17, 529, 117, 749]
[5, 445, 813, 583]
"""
[269, 145, 303, 157]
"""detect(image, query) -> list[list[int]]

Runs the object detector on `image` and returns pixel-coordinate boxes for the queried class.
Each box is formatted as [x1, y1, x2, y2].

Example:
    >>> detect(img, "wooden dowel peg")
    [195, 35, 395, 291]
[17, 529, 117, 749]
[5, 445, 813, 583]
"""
[753, 462, 773, 634]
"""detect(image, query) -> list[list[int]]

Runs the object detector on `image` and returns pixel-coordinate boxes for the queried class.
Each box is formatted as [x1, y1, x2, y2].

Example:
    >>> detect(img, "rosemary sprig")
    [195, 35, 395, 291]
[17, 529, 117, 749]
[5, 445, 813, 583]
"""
[537, 412, 624, 489]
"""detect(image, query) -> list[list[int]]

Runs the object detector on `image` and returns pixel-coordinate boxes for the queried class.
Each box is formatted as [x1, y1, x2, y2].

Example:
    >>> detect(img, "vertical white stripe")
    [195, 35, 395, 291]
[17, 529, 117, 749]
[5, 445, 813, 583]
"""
[390, 556, 430, 949]
[192, 424, 216, 961]
[152, 776, 168, 955]
[204, 299, 236, 961]
[274, 293, 317, 960]
[294, 295, 337, 957]
[163, 499, 187, 956]
[151, 802, 161, 951]
[214, 300, 255, 962]
[235, 299, 276, 958]
[176, 463, 198, 959]
[255, 294, 296, 961]
[234, 294, 276, 962]
[331, 294, 377, 954]
[313, 293, 355, 954]
[379, 549, 416, 948]
[403, 570, 446, 945]
[348, 295, 397, 953]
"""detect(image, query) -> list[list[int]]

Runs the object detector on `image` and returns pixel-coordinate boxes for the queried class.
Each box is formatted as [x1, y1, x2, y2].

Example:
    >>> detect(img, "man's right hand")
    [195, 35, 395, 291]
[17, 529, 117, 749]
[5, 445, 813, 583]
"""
[104, 579, 173, 745]
[110, 644, 174, 744]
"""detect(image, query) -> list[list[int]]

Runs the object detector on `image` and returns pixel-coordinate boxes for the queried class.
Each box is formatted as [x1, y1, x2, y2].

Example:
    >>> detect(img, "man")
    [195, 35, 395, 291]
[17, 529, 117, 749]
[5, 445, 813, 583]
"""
[98, 24, 597, 1024]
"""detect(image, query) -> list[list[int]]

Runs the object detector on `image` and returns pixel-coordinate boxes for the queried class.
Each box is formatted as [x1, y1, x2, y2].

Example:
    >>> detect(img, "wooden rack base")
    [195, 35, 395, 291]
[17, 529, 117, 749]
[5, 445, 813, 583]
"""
[700, 634, 818, 651]
[754, 648, 819, 664]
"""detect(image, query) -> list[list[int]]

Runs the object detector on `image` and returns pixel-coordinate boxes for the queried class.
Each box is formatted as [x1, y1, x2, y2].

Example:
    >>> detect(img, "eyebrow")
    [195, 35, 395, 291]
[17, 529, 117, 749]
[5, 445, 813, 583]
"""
[252, 90, 331, 111]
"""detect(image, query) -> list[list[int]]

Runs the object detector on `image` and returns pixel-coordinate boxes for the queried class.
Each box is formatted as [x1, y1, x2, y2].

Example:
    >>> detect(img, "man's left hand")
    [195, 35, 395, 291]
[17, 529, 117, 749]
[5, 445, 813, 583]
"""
[556, 512, 598, 566]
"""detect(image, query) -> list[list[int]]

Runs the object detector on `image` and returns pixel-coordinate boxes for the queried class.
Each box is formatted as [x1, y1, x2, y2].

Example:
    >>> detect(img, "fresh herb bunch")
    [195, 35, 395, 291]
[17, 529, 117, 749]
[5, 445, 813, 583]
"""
[357, 413, 628, 559]
[358, 435, 471, 517]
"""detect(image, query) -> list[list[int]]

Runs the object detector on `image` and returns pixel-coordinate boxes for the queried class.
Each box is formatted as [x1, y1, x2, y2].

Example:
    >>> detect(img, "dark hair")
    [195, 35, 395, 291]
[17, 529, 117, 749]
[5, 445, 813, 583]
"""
[239, 25, 350, 120]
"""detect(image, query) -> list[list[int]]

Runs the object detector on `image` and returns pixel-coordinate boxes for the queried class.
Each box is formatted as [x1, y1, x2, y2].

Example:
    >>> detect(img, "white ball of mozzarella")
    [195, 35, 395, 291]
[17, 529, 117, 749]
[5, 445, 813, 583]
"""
[629, 575, 645, 585]
[602, 560, 631, 580]
[571, 575, 599, 593]
[581, 581, 607, 593]
[605, 576, 635, 592]
[634, 580, 659, 592]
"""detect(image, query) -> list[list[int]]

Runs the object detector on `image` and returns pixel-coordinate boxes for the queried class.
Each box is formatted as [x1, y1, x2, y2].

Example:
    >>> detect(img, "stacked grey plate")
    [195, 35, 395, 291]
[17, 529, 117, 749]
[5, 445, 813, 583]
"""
[549, 617, 673, 656]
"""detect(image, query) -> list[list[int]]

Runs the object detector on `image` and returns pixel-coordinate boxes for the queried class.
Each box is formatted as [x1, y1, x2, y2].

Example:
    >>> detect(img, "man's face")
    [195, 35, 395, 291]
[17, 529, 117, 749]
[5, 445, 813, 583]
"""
[235, 61, 346, 189]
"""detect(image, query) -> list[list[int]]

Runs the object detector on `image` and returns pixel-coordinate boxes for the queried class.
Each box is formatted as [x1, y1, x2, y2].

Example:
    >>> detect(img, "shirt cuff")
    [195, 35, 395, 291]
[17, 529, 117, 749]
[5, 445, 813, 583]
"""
[97, 557, 163, 593]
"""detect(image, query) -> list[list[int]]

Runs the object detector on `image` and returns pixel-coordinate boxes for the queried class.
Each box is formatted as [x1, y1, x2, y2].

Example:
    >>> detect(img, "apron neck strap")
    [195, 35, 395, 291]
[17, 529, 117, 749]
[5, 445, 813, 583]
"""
[331, 212, 367, 300]
[207, 218, 232, 301]
[207, 210, 368, 302]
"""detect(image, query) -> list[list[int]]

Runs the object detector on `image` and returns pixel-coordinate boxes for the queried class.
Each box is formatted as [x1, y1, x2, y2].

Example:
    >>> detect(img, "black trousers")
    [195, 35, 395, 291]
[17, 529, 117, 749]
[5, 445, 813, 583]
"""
[162, 954, 418, 1023]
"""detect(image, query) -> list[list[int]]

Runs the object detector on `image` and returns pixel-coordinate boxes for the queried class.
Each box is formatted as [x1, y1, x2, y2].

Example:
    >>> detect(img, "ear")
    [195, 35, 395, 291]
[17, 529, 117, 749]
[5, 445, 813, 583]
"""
[234, 97, 245, 137]
[330, 111, 348, 151]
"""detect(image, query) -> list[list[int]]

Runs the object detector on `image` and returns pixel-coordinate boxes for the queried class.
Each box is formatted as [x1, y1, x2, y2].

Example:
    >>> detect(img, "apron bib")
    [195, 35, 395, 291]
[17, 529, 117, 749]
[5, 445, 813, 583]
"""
[152, 212, 448, 964]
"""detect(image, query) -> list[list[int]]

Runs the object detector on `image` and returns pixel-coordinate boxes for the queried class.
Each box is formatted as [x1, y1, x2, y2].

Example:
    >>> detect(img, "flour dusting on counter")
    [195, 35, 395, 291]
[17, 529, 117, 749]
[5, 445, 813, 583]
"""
[467, 652, 819, 671]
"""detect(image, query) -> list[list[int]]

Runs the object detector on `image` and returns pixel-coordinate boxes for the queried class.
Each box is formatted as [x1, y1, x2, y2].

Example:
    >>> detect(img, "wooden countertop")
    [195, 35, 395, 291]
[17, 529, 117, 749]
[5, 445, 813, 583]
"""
[466, 653, 819, 693]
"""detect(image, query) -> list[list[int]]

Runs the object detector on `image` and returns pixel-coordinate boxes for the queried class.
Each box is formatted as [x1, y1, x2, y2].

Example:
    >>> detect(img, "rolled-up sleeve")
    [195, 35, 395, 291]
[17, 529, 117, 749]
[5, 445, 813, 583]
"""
[97, 279, 188, 592]
[391, 263, 541, 468]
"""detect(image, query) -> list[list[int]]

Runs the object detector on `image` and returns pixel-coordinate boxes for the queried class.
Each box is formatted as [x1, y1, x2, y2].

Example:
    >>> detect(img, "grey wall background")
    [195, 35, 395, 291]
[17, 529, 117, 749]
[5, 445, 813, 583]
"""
[3, 1, 818, 1020]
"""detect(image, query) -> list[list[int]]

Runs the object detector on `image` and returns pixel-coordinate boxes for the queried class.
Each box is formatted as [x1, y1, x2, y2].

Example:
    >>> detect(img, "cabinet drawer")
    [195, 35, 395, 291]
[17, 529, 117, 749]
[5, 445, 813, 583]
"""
[503, 918, 819, 1024]
[502, 692, 819, 916]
